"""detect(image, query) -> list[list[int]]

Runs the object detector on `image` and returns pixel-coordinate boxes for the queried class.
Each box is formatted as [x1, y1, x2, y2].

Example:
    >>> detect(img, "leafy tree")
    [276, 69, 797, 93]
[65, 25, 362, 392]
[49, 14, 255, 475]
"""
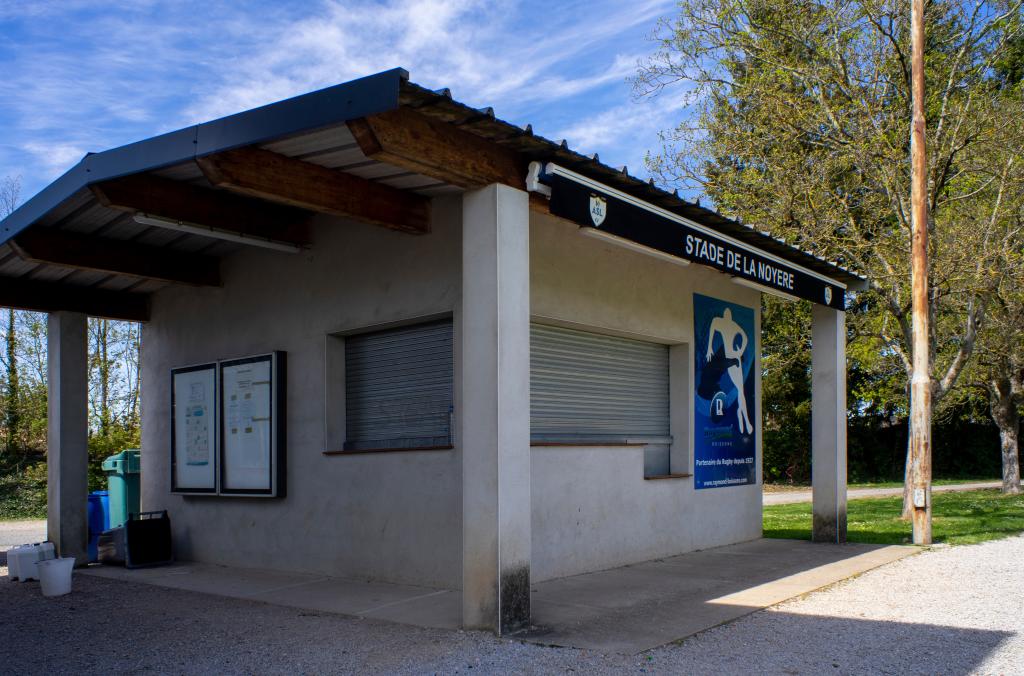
[1, 177, 21, 455]
[966, 240, 1024, 494]
[0, 174, 142, 517]
[636, 0, 1024, 508]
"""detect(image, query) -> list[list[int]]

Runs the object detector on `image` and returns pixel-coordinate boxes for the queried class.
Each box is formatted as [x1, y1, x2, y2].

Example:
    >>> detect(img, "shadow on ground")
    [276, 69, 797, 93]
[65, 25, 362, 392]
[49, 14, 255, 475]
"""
[523, 538, 914, 652]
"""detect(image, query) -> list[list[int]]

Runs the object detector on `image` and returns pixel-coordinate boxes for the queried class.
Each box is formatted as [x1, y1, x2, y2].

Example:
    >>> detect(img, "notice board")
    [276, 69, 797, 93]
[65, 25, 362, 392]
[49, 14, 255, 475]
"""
[171, 363, 218, 493]
[693, 294, 757, 489]
[170, 351, 286, 498]
[219, 353, 285, 496]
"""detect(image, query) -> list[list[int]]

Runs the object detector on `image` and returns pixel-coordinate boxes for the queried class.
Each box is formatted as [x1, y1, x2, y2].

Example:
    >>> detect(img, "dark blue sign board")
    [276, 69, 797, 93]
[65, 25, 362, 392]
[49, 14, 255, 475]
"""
[694, 293, 757, 489]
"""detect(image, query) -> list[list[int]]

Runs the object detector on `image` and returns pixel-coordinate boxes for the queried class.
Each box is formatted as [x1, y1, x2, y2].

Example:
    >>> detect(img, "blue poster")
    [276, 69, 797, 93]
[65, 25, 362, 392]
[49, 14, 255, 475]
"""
[693, 294, 757, 488]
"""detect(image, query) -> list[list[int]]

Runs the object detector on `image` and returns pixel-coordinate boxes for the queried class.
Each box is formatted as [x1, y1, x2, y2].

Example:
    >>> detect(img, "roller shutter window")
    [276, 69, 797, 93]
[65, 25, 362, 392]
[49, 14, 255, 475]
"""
[345, 319, 454, 450]
[530, 323, 670, 442]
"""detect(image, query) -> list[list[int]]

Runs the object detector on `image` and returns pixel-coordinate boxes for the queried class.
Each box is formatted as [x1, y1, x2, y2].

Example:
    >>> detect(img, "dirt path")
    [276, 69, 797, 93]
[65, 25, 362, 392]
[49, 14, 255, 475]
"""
[763, 480, 1002, 505]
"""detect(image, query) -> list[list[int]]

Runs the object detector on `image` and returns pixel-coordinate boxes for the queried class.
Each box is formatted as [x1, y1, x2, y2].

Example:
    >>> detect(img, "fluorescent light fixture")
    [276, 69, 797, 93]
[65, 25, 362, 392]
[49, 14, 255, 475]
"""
[731, 276, 801, 302]
[580, 227, 690, 268]
[133, 213, 302, 254]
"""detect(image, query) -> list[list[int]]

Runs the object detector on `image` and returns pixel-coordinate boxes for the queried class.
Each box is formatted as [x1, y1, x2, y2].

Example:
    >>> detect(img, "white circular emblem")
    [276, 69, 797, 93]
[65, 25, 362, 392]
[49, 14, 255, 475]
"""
[824, 287, 833, 305]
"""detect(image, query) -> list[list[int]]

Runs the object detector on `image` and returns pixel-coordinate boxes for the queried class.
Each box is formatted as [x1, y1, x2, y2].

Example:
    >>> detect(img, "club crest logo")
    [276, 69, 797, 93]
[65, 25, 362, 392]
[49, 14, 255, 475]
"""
[589, 193, 607, 227]
[824, 287, 833, 305]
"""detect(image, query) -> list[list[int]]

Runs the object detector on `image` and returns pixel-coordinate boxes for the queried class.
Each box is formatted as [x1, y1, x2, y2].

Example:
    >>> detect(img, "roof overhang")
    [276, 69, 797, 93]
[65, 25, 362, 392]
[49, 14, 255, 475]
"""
[0, 67, 865, 322]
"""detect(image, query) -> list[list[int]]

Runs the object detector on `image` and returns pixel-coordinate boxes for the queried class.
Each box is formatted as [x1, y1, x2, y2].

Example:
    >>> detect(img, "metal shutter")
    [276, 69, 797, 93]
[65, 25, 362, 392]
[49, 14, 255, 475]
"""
[530, 323, 670, 441]
[345, 319, 453, 450]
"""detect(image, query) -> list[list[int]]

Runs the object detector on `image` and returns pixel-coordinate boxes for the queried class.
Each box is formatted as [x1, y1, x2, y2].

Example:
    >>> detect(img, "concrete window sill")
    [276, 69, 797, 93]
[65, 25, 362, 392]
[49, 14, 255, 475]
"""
[643, 473, 693, 481]
[530, 441, 648, 448]
[323, 445, 454, 456]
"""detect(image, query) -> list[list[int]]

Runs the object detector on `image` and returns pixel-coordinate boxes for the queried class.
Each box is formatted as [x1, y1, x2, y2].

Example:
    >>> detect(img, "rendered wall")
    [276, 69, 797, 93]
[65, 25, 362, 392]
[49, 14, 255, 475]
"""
[140, 198, 464, 588]
[529, 212, 763, 582]
[140, 194, 764, 588]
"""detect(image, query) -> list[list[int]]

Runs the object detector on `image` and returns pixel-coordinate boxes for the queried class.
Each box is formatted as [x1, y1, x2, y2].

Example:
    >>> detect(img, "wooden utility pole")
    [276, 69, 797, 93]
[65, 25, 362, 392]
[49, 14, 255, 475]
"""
[909, 0, 932, 544]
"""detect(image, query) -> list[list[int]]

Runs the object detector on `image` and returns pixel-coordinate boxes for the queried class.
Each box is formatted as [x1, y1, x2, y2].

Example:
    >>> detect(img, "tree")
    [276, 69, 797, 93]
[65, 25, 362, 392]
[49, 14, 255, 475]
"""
[1, 176, 21, 454]
[969, 241, 1024, 494]
[636, 0, 1024, 511]
[972, 8, 1024, 495]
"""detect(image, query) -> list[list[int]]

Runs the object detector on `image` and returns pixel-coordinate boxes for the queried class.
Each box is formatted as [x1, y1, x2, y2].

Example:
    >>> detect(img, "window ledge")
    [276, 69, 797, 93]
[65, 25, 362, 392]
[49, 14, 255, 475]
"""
[323, 445, 454, 456]
[531, 441, 648, 448]
[643, 473, 693, 481]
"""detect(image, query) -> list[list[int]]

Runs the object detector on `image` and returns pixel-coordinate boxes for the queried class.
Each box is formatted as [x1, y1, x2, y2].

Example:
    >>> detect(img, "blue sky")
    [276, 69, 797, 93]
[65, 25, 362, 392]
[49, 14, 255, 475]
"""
[0, 0, 686, 203]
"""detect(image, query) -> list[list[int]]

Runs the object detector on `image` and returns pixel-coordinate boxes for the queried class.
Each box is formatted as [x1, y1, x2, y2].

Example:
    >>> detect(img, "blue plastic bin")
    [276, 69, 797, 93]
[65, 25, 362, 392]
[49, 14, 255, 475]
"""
[87, 490, 110, 563]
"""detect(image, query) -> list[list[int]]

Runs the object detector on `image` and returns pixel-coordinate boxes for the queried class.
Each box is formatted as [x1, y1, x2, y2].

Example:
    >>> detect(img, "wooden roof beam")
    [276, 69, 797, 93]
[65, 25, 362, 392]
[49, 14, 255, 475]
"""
[90, 174, 310, 246]
[10, 229, 221, 287]
[0, 277, 150, 322]
[347, 109, 527, 190]
[196, 147, 431, 234]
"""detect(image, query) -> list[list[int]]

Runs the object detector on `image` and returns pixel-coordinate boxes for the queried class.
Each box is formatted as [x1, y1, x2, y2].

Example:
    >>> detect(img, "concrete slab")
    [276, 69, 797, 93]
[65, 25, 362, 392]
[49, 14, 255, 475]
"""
[86, 562, 327, 597]
[249, 576, 447, 618]
[80, 562, 460, 629]
[77, 538, 915, 654]
[361, 589, 463, 630]
[523, 539, 918, 653]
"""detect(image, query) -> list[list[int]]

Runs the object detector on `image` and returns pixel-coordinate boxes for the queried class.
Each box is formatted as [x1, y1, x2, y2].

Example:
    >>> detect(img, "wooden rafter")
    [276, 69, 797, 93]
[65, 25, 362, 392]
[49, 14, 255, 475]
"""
[90, 174, 310, 245]
[0, 277, 150, 321]
[347, 109, 527, 190]
[196, 147, 431, 234]
[10, 228, 221, 287]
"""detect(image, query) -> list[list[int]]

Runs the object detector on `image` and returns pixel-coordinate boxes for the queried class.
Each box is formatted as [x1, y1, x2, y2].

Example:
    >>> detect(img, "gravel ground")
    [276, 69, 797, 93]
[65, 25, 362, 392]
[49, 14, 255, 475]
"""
[1, 535, 1021, 675]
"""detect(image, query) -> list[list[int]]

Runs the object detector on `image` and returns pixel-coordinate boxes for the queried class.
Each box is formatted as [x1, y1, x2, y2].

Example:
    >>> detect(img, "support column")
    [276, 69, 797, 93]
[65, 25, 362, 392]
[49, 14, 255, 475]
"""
[47, 311, 89, 564]
[811, 304, 847, 543]
[461, 183, 531, 634]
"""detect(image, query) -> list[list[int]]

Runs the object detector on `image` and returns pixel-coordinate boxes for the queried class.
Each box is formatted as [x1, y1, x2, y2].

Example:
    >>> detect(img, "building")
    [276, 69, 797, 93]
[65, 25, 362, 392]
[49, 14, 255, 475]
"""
[0, 68, 864, 634]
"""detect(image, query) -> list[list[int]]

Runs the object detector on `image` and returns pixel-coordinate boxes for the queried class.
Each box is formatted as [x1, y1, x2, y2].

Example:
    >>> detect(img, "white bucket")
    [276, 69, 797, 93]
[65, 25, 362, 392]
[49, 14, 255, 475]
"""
[37, 557, 75, 597]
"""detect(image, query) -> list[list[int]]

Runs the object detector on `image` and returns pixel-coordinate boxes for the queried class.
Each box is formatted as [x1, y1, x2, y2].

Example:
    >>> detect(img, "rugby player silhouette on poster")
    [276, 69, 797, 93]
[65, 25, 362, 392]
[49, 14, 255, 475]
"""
[704, 308, 753, 435]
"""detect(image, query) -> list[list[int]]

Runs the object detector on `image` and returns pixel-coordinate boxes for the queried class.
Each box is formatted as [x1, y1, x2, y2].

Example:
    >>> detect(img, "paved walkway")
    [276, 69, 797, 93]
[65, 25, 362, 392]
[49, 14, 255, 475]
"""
[79, 538, 914, 653]
[764, 481, 1001, 505]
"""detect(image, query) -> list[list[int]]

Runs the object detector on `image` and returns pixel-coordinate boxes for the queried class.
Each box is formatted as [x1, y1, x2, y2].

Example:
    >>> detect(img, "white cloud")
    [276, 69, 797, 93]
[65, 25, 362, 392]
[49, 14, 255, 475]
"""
[551, 90, 687, 179]
[20, 142, 87, 177]
[1, 0, 685, 195]
[181, 0, 675, 123]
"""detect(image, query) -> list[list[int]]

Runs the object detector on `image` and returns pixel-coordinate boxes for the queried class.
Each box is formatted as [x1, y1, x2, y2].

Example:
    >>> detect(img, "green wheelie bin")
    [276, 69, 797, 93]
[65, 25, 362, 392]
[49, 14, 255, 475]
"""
[101, 449, 141, 529]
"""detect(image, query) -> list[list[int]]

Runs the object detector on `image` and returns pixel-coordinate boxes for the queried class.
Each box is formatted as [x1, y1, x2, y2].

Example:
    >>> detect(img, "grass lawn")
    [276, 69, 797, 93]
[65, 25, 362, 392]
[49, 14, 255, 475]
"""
[764, 488, 1024, 545]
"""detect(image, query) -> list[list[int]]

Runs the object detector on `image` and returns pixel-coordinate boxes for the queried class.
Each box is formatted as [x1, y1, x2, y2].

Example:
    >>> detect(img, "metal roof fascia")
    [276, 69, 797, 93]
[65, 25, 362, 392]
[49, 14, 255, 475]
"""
[195, 67, 407, 155]
[0, 162, 89, 244]
[0, 68, 408, 248]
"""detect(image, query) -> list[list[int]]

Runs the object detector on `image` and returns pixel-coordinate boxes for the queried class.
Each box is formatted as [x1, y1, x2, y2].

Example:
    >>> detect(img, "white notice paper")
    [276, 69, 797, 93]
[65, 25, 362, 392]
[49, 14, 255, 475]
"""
[221, 358, 273, 490]
[173, 365, 217, 491]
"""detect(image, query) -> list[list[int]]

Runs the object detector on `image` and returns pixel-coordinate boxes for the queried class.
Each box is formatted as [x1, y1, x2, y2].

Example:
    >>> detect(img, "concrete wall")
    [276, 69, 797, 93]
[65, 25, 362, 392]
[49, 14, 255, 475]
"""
[529, 212, 763, 582]
[140, 195, 764, 588]
[140, 197, 464, 588]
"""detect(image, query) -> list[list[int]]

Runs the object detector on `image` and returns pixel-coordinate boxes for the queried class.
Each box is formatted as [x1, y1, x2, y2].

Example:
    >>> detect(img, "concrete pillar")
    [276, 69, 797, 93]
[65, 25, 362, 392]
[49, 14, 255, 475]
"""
[461, 183, 531, 634]
[811, 304, 847, 543]
[47, 311, 89, 563]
